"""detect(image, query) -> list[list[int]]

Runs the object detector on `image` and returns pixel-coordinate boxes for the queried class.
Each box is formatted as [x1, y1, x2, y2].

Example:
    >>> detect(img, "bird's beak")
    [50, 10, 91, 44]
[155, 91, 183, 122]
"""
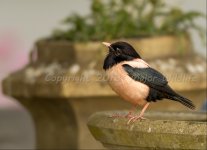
[102, 42, 111, 47]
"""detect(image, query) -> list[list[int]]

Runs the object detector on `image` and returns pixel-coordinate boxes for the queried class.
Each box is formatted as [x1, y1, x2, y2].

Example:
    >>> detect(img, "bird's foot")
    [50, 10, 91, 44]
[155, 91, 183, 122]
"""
[124, 112, 134, 118]
[127, 115, 147, 125]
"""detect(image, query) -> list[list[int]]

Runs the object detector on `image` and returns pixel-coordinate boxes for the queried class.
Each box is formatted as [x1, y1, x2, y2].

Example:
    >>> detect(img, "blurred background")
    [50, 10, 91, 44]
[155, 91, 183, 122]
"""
[0, 0, 206, 149]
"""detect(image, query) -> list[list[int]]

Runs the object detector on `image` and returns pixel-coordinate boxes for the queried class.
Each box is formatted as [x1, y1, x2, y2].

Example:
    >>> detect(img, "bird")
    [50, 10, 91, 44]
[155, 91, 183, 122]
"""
[102, 41, 195, 124]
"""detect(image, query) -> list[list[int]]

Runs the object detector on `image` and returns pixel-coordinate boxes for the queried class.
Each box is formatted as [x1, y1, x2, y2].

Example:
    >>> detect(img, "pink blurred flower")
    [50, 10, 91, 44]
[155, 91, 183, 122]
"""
[0, 30, 28, 109]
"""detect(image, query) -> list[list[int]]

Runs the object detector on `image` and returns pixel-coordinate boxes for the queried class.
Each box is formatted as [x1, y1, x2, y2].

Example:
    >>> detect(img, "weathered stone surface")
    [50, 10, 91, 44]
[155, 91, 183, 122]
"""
[36, 35, 192, 67]
[16, 97, 78, 149]
[2, 55, 206, 98]
[88, 111, 207, 150]
[36, 40, 76, 64]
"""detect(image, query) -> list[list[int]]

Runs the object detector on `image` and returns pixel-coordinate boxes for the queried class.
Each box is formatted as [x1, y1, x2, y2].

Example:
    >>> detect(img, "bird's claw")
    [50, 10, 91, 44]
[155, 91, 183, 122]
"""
[109, 112, 147, 125]
[127, 115, 147, 124]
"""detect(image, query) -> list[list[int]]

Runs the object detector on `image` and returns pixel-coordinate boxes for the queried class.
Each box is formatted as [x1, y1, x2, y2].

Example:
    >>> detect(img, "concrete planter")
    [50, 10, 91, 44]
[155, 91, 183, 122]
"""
[88, 111, 207, 150]
[36, 34, 192, 67]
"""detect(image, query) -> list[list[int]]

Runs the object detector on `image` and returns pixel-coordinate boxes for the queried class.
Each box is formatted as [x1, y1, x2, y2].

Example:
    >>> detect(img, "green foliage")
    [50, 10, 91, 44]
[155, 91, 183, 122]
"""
[51, 0, 206, 41]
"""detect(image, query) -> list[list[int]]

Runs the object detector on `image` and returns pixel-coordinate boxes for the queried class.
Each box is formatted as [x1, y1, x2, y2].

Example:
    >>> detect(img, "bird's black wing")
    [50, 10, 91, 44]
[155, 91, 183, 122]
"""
[122, 64, 168, 88]
[122, 64, 195, 109]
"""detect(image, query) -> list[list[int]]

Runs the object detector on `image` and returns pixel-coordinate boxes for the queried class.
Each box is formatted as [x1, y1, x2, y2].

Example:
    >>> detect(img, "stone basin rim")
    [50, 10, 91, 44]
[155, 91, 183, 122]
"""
[88, 110, 207, 122]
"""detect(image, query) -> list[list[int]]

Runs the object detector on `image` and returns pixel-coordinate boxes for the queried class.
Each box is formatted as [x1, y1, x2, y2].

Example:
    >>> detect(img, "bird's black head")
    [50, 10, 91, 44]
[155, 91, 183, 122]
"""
[103, 41, 141, 70]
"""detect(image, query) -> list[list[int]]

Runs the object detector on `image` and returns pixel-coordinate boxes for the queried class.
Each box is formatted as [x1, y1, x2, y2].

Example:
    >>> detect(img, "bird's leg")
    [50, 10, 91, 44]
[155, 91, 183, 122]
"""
[127, 102, 150, 124]
[109, 105, 137, 118]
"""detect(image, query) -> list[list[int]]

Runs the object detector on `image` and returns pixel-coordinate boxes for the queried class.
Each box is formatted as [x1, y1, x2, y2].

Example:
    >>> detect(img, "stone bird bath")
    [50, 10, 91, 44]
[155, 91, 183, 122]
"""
[88, 111, 207, 150]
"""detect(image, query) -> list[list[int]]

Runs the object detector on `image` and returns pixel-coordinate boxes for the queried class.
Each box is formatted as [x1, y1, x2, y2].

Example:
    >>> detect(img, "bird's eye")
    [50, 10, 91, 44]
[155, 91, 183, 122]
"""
[116, 48, 121, 52]
[114, 47, 121, 56]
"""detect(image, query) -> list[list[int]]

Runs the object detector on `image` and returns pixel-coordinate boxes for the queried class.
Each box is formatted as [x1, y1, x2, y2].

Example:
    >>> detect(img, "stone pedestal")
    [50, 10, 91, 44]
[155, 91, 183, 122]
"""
[17, 97, 78, 149]
[88, 111, 207, 150]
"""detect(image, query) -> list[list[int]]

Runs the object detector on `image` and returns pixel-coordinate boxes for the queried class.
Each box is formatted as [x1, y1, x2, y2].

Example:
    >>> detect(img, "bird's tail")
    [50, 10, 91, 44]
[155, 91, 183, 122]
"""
[169, 93, 195, 110]
[163, 85, 196, 110]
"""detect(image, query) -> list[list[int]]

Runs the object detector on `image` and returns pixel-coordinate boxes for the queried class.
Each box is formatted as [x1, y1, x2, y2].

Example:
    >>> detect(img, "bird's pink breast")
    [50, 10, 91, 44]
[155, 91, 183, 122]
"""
[106, 59, 149, 106]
